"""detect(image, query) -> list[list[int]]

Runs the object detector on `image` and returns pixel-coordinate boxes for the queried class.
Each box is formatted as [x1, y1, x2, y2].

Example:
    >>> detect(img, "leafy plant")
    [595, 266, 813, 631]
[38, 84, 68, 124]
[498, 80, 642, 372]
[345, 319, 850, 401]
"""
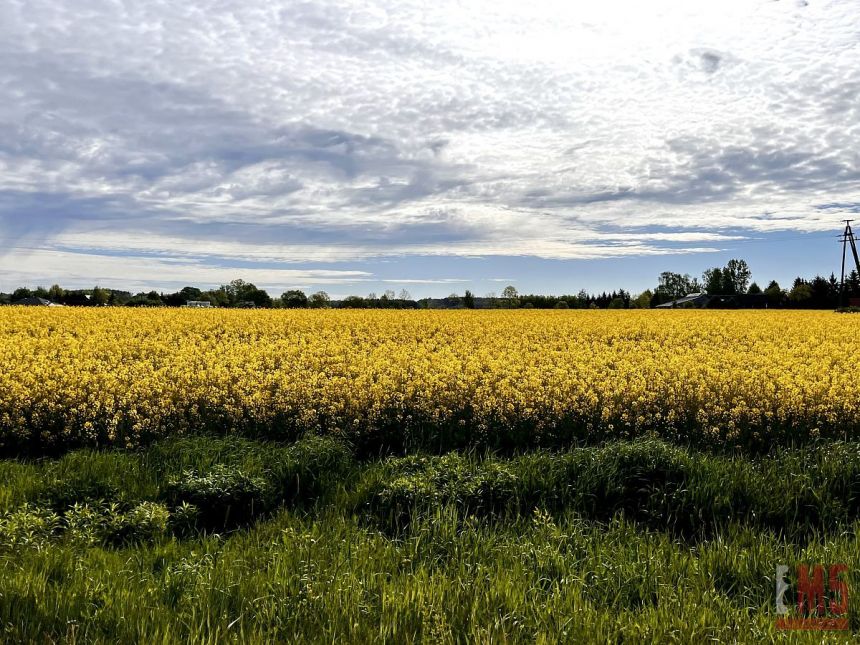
[162, 465, 271, 532]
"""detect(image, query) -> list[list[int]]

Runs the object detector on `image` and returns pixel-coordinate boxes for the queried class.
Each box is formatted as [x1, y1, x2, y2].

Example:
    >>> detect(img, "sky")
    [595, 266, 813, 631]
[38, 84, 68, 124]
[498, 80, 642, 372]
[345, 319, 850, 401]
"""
[0, 0, 859, 298]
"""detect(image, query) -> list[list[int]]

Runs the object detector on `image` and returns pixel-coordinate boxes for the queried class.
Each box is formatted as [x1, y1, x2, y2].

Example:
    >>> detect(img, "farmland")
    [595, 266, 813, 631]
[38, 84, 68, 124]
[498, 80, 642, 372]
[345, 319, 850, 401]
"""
[1, 308, 860, 642]
[1, 308, 858, 454]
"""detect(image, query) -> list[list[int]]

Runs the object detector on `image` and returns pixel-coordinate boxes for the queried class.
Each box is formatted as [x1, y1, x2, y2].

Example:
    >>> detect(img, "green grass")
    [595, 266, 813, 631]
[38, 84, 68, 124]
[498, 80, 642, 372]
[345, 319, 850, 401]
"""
[3, 436, 860, 642]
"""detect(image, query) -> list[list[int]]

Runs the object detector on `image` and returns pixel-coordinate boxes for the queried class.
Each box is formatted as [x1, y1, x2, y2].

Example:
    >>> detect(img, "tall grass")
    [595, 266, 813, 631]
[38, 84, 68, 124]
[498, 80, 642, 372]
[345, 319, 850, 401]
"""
[2, 437, 860, 642]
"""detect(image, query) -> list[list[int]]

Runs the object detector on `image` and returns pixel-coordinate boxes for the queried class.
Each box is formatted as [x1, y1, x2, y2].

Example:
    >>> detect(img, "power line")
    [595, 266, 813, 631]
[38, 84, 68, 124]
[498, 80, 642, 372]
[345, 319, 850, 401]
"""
[839, 220, 860, 307]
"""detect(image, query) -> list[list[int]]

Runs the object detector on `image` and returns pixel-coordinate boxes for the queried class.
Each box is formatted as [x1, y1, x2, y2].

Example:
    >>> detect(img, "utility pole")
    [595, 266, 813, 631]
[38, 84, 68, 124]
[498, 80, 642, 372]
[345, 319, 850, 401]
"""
[839, 220, 860, 307]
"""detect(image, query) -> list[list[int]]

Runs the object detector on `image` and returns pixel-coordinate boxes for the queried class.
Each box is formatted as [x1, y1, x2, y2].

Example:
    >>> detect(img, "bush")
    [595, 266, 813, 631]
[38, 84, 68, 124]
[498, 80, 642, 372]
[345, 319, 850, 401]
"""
[168, 502, 200, 539]
[367, 454, 519, 531]
[0, 505, 61, 549]
[162, 465, 271, 532]
[64, 501, 170, 546]
[151, 435, 354, 534]
[363, 441, 860, 538]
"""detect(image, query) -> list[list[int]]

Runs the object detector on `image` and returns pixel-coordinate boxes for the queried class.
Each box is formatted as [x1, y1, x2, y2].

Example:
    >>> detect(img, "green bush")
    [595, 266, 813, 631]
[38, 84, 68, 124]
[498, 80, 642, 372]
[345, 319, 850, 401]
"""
[162, 465, 272, 532]
[0, 505, 60, 549]
[168, 501, 200, 539]
[367, 453, 519, 531]
[364, 441, 860, 538]
[64, 501, 170, 546]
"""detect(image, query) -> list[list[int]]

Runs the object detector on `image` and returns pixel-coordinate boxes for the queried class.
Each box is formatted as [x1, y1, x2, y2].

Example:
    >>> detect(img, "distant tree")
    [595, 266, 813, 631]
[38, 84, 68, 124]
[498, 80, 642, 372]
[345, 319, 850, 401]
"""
[846, 270, 860, 297]
[632, 290, 653, 308]
[340, 296, 367, 308]
[747, 282, 762, 295]
[607, 297, 625, 309]
[463, 290, 475, 309]
[702, 259, 751, 295]
[367, 292, 377, 301]
[125, 291, 163, 307]
[657, 272, 696, 299]
[398, 289, 411, 301]
[33, 286, 49, 299]
[383, 289, 396, 300]
[723, 259, 751, 294]
[554, 300, 569, 309]
[702, 268, 724, 295]
[224, 279, 249, 304]
[91, 286, 110, 306]
[12, 287, 32, 301]
[502, 285, 519, 307]
[442, 293, 462, 308]
[809, 275, 834, 308]
[204, 288, 230, 307]
[108, 291, 131, 306]
[222, 279, 272, 308]
[764, 280, 783, 307]
[280, 290, 309, 308]
[309, 291, 330, 308]
[179, 286, 202, 301]
[788, 281, 813, 306]
[162, 286, 203, 307]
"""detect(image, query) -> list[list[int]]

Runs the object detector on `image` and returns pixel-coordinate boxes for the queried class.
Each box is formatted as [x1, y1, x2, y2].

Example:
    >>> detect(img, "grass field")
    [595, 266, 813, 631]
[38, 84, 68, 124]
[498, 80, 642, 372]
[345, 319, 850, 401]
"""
[1, 309, 859, 642]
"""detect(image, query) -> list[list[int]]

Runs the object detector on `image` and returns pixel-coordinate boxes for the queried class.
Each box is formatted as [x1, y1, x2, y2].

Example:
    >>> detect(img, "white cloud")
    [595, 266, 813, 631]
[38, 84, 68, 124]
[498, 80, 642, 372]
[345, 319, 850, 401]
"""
[0, 248, 373, 293]
[0, 0, 858, 282]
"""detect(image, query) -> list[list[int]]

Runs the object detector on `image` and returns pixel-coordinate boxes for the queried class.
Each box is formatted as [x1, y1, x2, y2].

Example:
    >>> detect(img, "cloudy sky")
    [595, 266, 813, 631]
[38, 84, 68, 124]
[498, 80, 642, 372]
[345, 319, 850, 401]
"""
[1, 0, 858, 297]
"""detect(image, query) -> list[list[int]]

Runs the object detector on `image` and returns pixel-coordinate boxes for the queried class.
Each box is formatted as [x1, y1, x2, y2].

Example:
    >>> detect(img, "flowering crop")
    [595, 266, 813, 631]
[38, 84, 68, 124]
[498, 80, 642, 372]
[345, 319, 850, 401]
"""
[0, 308, 857, 453]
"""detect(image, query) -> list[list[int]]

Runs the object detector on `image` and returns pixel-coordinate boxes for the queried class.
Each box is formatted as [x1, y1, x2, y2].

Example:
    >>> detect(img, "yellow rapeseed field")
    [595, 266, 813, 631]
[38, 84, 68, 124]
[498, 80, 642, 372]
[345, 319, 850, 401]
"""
[0, 307, 857, 452]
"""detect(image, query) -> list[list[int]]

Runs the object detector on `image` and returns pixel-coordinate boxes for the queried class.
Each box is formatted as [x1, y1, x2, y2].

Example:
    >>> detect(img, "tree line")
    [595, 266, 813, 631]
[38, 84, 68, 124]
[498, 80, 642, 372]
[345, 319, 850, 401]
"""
[2, 258, 858, 309]
[648, 258, 860, 309]
[0, 280, 326, 309]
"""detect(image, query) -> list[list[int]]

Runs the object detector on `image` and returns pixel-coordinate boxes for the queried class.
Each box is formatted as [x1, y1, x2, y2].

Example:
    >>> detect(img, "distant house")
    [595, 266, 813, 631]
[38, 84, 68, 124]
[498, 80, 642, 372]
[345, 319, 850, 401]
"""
[185, 300, 213, 308]
[12, 297, 61, 306]
[656, 293, 769, 309]
[655, 293, 709, 309]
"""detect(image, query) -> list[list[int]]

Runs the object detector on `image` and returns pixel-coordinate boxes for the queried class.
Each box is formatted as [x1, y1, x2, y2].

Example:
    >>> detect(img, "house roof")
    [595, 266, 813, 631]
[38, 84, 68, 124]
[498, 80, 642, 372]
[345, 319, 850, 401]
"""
[13, 296, 55, 306]
[655, 293, 708, 308]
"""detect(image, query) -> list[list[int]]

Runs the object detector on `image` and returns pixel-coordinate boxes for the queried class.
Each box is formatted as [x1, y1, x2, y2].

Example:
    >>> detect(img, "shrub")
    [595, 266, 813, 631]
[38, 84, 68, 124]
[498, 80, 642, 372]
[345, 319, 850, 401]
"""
[364, 441, 860, 538]
[162, 465, 271, 532]
[168, 502, 200, 539]
[64, 501, 170, 546]
[368, 454, 520, 530]
[0, 505, 61, 549]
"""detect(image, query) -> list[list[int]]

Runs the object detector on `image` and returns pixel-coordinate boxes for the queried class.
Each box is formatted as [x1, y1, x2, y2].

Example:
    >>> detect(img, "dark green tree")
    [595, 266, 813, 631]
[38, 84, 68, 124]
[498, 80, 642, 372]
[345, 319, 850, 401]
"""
[309, 291, 330, 308]
[281, 290, 309, 308]
[11, 287, 32, 301]
[723, 259, 751, 294]
[702, 268, 724, 295]
[91, 286, 110, 306]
